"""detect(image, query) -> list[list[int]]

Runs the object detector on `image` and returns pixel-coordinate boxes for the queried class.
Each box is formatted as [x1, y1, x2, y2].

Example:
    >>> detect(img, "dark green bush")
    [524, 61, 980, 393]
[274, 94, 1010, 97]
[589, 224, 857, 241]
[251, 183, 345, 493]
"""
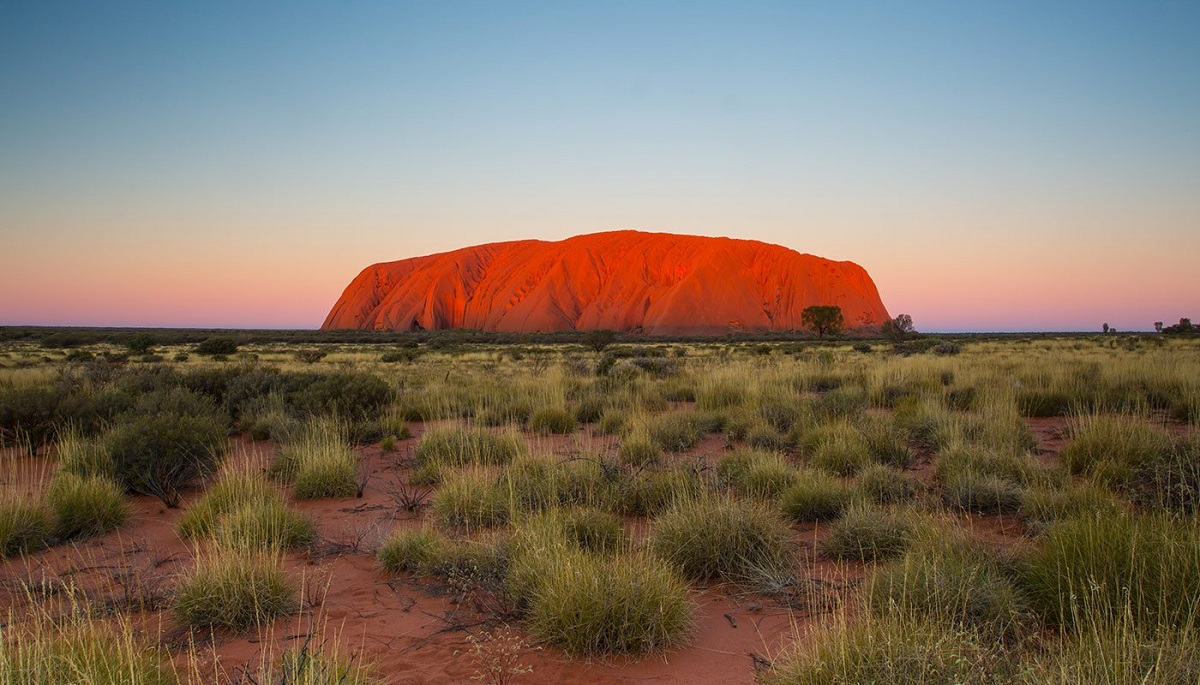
[103, 390, 228, 506]
[195, 336, 239, 356]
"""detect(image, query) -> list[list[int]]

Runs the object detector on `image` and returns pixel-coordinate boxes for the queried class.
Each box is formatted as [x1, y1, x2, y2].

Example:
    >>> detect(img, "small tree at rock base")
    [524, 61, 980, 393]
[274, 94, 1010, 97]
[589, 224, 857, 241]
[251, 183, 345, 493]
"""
[801, 306, 845, 339]
[584, 329, 618, 353]
[881, 314, 915, 341]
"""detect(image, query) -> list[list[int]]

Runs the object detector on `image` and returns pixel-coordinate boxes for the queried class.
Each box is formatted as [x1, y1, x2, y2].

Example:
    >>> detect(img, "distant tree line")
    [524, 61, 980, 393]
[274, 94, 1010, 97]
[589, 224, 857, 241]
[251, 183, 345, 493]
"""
[1158, 318, 1195, 335]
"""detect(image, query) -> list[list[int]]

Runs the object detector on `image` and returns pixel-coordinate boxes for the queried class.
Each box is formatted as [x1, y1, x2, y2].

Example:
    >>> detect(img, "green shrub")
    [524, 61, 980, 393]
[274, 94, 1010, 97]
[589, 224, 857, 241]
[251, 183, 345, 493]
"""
[526, 549, 692, 656]
[102, 407, 227, 507]
[780, 470, 853, 522]
[0, 499, 51, 557]
[46, 473, 128, 539]
[195, 336, 239, 356]
[288, 372, 392, 420]
[173, 550, 296, 630]
[0, 384, 66, 455]
[650, 495, 793, 582]
[821, 504, 913, 562]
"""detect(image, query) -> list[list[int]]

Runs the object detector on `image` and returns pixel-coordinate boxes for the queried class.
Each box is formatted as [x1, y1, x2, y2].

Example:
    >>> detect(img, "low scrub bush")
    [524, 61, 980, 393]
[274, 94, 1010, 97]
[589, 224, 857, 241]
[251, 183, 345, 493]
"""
[173, 549, 296, 630]
[46, 473, 128, 539]
[650, 495, 793, 582]
[102, 393, 227, 506]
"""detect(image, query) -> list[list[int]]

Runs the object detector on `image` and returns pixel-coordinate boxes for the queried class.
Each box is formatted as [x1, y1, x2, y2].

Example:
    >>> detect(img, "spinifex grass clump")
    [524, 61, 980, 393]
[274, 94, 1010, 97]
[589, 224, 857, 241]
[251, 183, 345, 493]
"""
[377, 527, 445, 574]
[214, 499, 316, 551]
[508, 510, 690, 656]
[1028, 620, 1200, 685]
[46, 472, 128, 539]
[821, 504, 915, 562]
[716, 449, 799, 500]
[780, 469, 853, 522]
[53, 427, 114, 479]
[856, 464, 918, 505]
[414, 427, 527, 472]
[644, 411, 708, 452]
[525, 549, 693, 656]
[1018, 510, 1200, 631]
[650, 494, 793, 582]
[0, 497, 51, 558]
[0, 590, 178, 685]
[270, 418, 357, 499]
[762, 613, 1014, 685]
[527, 406, 577, 435]
[177, 471, 283, 539]
[432, 468, 509, 529]
[1058, 414, 1197, 512]
[865, 532, 1031, 638]
[804, 420, 870, 476]
[172, 549, 297, 631]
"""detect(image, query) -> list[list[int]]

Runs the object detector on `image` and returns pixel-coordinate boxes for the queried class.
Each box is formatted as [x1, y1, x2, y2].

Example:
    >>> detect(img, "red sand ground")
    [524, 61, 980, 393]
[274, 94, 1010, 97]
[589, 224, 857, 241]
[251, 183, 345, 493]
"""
[322, 231, 890, 336]
[1, 416, 1074, 684]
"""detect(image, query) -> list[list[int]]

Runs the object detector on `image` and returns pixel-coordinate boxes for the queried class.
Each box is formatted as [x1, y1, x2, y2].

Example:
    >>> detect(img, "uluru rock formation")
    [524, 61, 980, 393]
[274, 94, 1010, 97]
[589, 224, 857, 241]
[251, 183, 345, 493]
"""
[322, 231, 889, 336]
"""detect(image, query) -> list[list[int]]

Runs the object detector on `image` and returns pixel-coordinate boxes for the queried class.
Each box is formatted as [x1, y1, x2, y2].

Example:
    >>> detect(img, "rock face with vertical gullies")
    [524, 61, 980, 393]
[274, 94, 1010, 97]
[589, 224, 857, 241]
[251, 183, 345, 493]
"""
[321, 230, 890, 336]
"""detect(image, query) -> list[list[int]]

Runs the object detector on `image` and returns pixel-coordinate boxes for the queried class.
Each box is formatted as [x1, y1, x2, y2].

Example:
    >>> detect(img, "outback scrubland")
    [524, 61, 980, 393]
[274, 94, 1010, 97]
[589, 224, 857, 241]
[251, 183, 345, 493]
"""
[1, 332, 1198, 684]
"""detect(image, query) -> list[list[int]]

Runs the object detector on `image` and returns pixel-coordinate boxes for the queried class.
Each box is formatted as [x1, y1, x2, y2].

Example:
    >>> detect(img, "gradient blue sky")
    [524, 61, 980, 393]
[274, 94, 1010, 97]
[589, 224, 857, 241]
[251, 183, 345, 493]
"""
[2, 1, 1197, 331]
